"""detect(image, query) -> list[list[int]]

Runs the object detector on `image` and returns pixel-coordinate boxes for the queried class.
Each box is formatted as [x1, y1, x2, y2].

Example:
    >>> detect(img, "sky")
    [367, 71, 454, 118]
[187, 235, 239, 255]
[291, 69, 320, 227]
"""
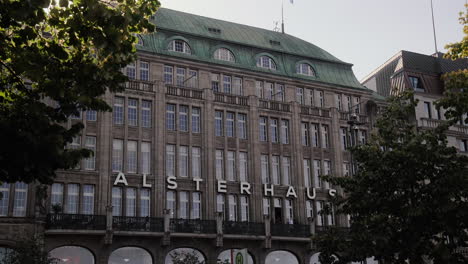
[161, 0, 466, 81]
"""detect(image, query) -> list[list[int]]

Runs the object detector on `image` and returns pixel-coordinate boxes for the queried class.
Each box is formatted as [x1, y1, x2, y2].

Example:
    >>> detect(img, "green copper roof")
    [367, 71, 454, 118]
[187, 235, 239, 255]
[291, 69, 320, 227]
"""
[138, 8, 367, 90]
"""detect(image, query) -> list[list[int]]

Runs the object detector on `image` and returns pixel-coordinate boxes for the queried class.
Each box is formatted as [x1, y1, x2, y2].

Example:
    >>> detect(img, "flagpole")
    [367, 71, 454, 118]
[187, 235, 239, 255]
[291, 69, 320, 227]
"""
[430, 0, 438, 53]
[281, 0, 285, 33]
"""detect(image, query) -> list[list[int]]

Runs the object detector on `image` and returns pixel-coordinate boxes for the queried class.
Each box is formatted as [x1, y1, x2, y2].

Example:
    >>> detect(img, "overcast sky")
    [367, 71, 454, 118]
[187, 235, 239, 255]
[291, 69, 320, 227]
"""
[161, 0, 466, 81]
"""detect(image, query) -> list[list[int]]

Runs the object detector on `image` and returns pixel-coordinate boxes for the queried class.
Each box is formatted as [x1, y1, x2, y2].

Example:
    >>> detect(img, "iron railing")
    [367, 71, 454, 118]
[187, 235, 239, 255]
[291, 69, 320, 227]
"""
[113, 216, 163, 232]
[170, 219, 216, 234]
[223, 221, 265, 236]
[46, 214, 106, 230]
[271, 223, 310, 237]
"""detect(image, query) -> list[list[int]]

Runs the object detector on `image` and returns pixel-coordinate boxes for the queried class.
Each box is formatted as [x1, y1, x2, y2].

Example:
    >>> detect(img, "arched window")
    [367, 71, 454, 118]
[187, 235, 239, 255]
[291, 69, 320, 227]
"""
[49, 246, 95, 264]
[218, 249, 254, 264]
[265, 250, 298, 264]
[256, 56, 277, 70]
[309, 252, 339, 264]
[296, 63, 316, 77]
[168, 40, 191, 54]
[214, 48, 235, 62]
[109, 247, 152, 264]
[165, 248, 205, 264]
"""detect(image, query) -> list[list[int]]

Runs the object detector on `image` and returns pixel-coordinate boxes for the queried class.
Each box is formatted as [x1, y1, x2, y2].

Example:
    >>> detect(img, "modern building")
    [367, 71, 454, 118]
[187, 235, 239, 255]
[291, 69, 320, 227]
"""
[361, 50, 468, 152]
[0, 8, 380, 264]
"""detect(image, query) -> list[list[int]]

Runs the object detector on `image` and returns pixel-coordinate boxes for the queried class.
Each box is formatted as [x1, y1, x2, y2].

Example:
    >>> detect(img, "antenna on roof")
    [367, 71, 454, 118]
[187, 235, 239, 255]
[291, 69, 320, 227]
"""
[430, 0, 438, 53]
[281, 0, 285, 33]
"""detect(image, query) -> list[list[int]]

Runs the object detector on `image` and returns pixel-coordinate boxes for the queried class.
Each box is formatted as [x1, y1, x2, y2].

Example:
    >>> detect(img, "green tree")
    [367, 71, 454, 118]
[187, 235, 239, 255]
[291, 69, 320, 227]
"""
[170, 249, 205, 264]
[436, 4, 468, 124]
[0, 0, 159, 185]
[0, 237, 55, 264]
[315, 92, 468, 264]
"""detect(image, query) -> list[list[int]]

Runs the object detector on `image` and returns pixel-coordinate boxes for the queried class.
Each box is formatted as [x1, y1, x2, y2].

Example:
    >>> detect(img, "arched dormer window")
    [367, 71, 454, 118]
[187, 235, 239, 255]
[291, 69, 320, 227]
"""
[296, 63, 316, 77]
[168, 39, 191, 54]
[214, 48, 235, 62]
[256, 55, 277, 70]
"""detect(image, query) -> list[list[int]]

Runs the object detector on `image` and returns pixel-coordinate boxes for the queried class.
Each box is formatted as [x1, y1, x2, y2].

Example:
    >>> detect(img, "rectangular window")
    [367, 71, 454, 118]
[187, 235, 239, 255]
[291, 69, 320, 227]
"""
[261, 155, 270, 184]
[86, 110, 97, 122]
[343, 162, 350, 177]
[112, 187, 122, 216]
[13, 183, 28, 217]
[340, 128, 348, 151]
[179, 191, 189, 219]
[316, 201, 325, 226]
[141, 100, 152, 128]
[140, 189, 151, 217]
[311, 124, 319, 147]
[82, 185, 94, 215]
[217, 194, 225, 219]
[126, 62, 136, 79]
[306, 200, 313, 219]
[191, 192, 201, 219]
[176, 67, 186, 87]
[276, 84, 285, 102]
[233, 77, 243, 95]
[323, 160, 331, 189]
[282, 157, 291, 185]
[179, 146, 188, 178]
[303, 159, 311, 187]
[66, 184, 79, 214]
[460, 139, 468, 152]
[409, 76, 424, 91]
[256, 80, 264, 98]
[84, 136, 96, 170]
[313, 160, 322, 188]
[113, 97, 124, 125]
[166, 104, 176, 131]
[301, 122, 310, 146]
[140, 61, 149, 81]
[239, 152, 248, 182]
[70, 110, 83, 120]
[50, 183, 63, 210]
[211, 73, 220, 92]
[265, 82, 274, 100]
[327, 202, 335, 226]
[192, 147, 201, 178]
[166, 145, 175, 177]
[226, 112, 235, 137]
[228, 194, 238, 221]
[179, 105, 188, 132]
[336, 94, 342, 111]
[263, 198, 270, 216]
[127, 141, 138, 174]
[296, 87, 304, 104]
[125, 188, 136, 217]
[188, 70, 198, 88]
[215, 150, 224, 180]
[424, 102, 432, 119]
[240, 196, 249, 222]
[259, 117, 268, 142]
[141, 142, 151, 175]
[359, 130, 367, 145]
[192, 107, 201, 133]
[270, 118, 279, 143]
[355, 97, 361, 114]
[164, 65, 173, 84]
[321, 125, 330, 148]
[227, 151, 236, 181]
[112, 139, 123, 172]
[223, 75, 232, 93]
[0, 183, 10, 216]
[281, 119, 289, 144]
[237, 113, 247, 139]
[271, 156, 280, 185]
[318, 91, 324, 108]
[285, 199, 294, 224]
[346, 96, 352, 111]
[215, 111, 224, 137]
[166, 191, 176, 218]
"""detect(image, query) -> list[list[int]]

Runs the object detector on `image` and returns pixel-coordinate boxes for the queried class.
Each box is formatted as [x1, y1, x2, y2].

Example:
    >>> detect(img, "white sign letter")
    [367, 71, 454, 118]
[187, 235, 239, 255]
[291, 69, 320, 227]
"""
[167, 176, 177, 190]
[193, 178, 203, 191]
[286, 186, 298, 198]
[328, 189, 337, 197]
[240, 182, 251, 195]
[264, 184, 274, 196]
[142, 174, 152, 188]
[218, 180, 227, 193]
[306, 187, 316, 200]
[114, 172, 128, 186]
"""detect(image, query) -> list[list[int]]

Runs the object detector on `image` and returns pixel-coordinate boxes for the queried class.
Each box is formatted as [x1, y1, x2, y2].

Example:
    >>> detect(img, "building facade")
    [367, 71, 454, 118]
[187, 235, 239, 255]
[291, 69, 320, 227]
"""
[0, 8, 379, 264]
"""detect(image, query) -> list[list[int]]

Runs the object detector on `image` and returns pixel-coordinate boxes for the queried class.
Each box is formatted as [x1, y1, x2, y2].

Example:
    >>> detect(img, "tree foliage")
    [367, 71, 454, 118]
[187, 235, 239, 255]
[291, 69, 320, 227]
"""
[170, 249, 205, 264]
[0, 0, 159, 184]
[315, 92, 468, 264]
[0, 237, 55, 264]
[437, 4, 468, 124]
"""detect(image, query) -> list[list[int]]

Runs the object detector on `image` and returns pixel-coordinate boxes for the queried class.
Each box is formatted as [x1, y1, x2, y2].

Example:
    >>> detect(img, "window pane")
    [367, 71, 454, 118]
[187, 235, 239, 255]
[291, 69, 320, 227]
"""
[192, 147, 201, 178]
[261, 155, 269, 184]
[113, 97, 124, 125]
[84, 136, 96, 170]
[141, 100, 152, 128]
[179, 191, 189, 219]
[192, 107, 201, 133]
[166, 145, 175, 177]
[166, 191, 175, 218]
[179, 105, 188, 132]
[140, 61, 149, 81]
[112, 187, 122, 216]
[191, 192, 201, 219]
[215, 111, 223, 136]
[66, 184, 79, 214]
[215, 150, 224, 180]
[0, 183, 10, 216]
[166, 104, 176, 131]
[239, 152, 248, 182]
[126, 188, 136, 217]
[179, 146, 188, 177]
[140, 189, 151, 217]
[141, 142, 151, 175]
[112, 139, 123, 172]
[227, 151, 236, 181]
[127, 141, 138, 174]
[82, 185, 94, 215]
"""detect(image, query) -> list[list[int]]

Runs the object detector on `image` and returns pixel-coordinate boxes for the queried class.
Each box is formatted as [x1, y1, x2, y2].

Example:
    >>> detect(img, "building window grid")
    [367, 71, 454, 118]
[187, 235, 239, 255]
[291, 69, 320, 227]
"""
[82, 185, 95, 215]
[281, 119, 289, 144]
[166, 191, 176, 218]
[192, 107, 201, 133]
[237, 113, 247, 139]
[126, 141, 138, 174]
[301, 122, 310, 146]
[113, 97, 124, 125]
[139, 61, 149, 81]
[126, 188, 136, 217]
[179, 105, 189, 132]
[259, 117, 268, 142]
[271, 156, 280, 185]
[226, 112, 235, 137]
[176, 67, 186, 87]
[84, 136, 96, 170]
[313, 160, 322, 188]
[166, 104, 176, 131]
[215, 111, 224, 137]
[66, 184, 79, 214]
[164, 65, 173, 84]
[140, 189, 151, 217]
[179, 146, 189, 178]
[86, 110, 97, 122]
[270, 118, 279, 143]
[141, 100, 152, 128]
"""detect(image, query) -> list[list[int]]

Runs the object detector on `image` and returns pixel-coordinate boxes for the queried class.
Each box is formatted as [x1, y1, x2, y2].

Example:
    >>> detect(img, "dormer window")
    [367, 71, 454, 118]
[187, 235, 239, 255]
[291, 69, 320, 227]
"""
[296, 63, 316, 77]
[214, 48, 235, 62]
[409, 76, 424, 92]
[256, 56, 277, 70]
[168, 39, 191, 55]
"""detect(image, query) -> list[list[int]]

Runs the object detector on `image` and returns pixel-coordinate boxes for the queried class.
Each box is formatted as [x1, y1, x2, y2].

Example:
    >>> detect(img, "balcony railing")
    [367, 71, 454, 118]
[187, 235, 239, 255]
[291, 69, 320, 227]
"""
[166, 85, 203, 99]
[259, 99, 290, 112]
[223, 221, 265, 236]
[46, 214, 106, 230]
[339, 112, 368, 123]
[271, 223, 310, 237]
[301, 106, 330, 118]
[214, 92, 248, 106]
[124, 79, 154, 92]
[113, 216, 163, 232]
[170, 219, 216, 234]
